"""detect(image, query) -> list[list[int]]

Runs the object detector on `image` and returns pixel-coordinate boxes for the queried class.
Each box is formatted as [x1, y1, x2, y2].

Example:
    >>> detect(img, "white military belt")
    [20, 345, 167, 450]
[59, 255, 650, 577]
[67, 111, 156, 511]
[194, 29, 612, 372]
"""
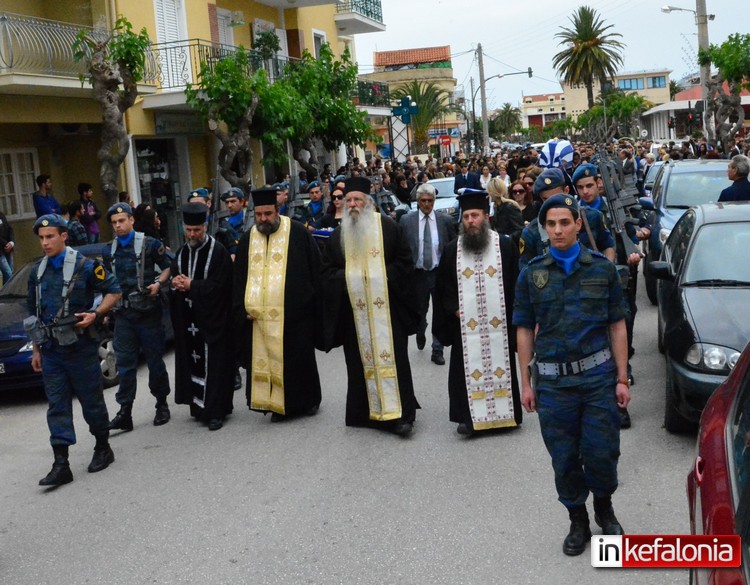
[537, 348, 612, 376]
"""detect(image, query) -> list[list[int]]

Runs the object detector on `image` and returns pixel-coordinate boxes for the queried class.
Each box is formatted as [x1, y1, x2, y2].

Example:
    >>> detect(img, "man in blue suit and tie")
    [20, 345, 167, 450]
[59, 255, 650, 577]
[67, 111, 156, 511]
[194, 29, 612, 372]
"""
[400, 183, 456, 365]
[718, 155, 750, 202]
[454, 161, 482, 194]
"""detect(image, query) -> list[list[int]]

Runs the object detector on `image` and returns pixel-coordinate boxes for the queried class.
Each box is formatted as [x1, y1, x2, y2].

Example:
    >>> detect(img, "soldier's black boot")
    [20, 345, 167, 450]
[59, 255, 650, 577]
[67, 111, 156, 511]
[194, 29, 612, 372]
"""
[39, 445, 73, 486]
[562, 505, 592, 556]
[88, 433, 115, 473]
[109, 405, 133, 432]
[594, 496, 624, 535]
[153, 400, 170, 426]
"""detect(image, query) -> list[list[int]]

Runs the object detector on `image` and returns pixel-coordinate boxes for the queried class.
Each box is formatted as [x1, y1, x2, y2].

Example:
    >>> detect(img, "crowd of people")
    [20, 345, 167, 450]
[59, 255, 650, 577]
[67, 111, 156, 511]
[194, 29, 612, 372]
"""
[17, 133, 750, 560]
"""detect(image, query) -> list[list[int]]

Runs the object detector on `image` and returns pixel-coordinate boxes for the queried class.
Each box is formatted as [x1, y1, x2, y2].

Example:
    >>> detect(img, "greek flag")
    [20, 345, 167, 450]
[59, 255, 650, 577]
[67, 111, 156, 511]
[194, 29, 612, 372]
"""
[540, 139, 574, 169]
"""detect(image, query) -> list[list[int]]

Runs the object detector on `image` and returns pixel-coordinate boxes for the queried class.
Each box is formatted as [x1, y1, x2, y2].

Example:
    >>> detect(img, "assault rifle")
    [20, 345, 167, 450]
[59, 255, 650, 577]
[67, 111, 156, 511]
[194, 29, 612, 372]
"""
[596, 148, 642, 258]
[208, 169, 229, 237]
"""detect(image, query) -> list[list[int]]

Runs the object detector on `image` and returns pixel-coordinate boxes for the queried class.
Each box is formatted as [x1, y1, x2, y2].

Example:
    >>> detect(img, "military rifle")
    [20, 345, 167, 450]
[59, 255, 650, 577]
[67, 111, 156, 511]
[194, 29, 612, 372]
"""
[208, 169, 229, 237]
[596, 147, 642, 258]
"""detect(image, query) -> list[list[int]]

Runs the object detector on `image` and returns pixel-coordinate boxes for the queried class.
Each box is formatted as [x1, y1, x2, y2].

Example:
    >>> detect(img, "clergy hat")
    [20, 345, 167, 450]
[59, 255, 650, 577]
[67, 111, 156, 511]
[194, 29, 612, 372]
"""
[33, 214, 68, 234]
[533, 168, 566, 196]
[221, 187, 245, 201]
[106, 202, 133, 221]
[343, 177, 372, 195]
[538, 194, 580, 224]
[251, 188, 277, 208]
[458, 189, 489, 213]
[182, 202, 208, 226]
[571, 163, 599, 185]
[188, 187, 210, 201]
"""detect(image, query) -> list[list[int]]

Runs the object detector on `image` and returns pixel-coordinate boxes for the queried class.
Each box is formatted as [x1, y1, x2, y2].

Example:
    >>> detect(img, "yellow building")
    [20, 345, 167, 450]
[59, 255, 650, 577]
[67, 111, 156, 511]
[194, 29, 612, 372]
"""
[0, 0, 385, 263]
[521, 92, 566, 130]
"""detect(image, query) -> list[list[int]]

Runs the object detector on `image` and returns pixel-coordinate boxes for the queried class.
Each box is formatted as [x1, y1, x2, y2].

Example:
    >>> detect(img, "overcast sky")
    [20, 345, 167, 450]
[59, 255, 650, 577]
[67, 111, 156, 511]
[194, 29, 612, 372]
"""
[353, 0, 740, 110]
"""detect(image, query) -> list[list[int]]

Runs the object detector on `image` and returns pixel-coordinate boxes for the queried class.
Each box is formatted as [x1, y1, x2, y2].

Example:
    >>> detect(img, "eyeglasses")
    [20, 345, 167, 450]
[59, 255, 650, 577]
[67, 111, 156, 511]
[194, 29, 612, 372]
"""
[522, 181, 534, 186]
[511, 189, 526, 194]
[332, 195, 344, 200]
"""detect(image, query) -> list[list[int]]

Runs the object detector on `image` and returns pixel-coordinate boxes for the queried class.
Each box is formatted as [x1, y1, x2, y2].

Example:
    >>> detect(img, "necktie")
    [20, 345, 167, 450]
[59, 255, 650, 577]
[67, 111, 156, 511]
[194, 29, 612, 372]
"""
[423, 213, 433, 270]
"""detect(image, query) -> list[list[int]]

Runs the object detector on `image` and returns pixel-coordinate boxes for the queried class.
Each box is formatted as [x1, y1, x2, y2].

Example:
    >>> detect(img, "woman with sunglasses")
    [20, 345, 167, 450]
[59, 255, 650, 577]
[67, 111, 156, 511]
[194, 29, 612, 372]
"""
[317, 188, 345, 229]
[510, 179, 539, 225]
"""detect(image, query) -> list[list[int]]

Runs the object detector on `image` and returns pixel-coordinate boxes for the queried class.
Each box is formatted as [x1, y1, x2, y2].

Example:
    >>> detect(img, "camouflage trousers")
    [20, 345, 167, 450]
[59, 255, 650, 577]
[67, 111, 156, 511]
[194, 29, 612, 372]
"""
[536, 375, 621, 508]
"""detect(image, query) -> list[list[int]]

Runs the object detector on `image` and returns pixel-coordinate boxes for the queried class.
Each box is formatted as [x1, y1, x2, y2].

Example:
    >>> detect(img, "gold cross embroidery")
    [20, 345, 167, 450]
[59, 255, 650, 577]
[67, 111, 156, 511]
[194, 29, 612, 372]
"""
[485, 266, 497, 277]
[489, 316, 502, 328]
[380, 350, 391, 361]
[356, 299, 366, 311]
[494, 367, 506, 379]
[467, 318, 479, 330]
[369, 247, 380, 258]
[462, 267, 475, 279]
[373, 297, 385, 309]
[471, 369, 483, 381]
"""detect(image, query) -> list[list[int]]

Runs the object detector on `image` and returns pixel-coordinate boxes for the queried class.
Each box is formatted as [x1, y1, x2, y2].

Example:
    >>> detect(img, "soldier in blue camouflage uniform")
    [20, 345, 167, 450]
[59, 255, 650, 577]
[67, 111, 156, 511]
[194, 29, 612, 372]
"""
[102, 203, 173, 431]
[215, 187, 249, 258]
[27, 214, 121, 486]
[514, 194, 630, 557]
[518, 168, 615, 270]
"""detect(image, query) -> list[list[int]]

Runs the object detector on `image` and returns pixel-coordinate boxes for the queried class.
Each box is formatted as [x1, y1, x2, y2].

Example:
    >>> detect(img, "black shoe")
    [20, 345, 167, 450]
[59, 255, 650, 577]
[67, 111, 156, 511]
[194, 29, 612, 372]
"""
[305, 405, 320, 417]
[208, 418, 224, 431]
[270, 412, 287, 423]
[88, 445, 115, 473]
[109, 407, 133, 432]
[456, 423, 476, 436]
[562, 506, 592, 556]
[391, 422, 413, 437]
[153, 403, 170, 426]
[618, 407, 631, 429]
[431, 352, 445, 365]
[416, 332, 426, 350]
[594, 496, 624, 535]
[39, 446, 73, 487]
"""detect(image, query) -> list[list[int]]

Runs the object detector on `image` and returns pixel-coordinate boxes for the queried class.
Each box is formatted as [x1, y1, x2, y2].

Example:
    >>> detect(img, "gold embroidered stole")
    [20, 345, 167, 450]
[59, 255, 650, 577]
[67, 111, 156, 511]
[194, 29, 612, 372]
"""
[344, 217, 402, 421]
[456, 230, 517, 429]
[244, 216, 291, 413]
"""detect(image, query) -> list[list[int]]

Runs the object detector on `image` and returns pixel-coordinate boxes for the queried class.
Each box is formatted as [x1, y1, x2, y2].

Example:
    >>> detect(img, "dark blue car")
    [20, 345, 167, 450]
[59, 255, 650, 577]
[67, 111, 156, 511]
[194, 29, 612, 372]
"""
[640, 159, 731, 305]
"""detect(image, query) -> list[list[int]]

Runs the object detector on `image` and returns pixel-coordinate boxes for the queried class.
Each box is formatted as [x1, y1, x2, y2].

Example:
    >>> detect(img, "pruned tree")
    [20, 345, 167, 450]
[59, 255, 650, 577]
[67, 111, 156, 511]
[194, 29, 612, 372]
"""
[391, 80, 461, 153]
[73, 16, 150, 204]
[699, 33, 750, 150]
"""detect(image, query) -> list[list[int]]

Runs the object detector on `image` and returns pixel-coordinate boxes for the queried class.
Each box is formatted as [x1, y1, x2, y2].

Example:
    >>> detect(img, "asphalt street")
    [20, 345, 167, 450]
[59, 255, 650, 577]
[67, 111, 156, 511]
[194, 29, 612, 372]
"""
[0, 274, 696, 585]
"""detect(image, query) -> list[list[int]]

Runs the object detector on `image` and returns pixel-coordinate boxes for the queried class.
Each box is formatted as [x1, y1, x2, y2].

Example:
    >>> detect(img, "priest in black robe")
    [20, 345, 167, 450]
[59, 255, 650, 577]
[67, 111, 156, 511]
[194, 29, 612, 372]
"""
[435, 190, 522, 436]
[170, 202, 234, 431]
[232, 189, 322, 422]
[322, 177, 420, 436]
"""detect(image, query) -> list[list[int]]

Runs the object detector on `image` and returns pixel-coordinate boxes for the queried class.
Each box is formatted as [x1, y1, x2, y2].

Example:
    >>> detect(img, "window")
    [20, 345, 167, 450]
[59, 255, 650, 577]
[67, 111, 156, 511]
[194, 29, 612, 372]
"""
[648, 76, 667, 89]
[549, 107, 555, 112]
[618, 78, 645, 90]
[665, 210, 695, 273]
[312, 29, 326, 59]
[549, 97, 554, 102]
[0, 148, 39, 220]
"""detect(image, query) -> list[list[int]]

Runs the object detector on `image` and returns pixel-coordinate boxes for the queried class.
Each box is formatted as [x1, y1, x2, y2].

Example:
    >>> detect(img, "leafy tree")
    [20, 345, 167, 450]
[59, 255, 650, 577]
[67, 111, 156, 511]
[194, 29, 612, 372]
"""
[73, 16, 150, 204]
[553, 6, 624, 110]
[669, 79, 684, 101]
[490, 103, 522, 138]
[699, 33, 750, 149]
[600, 91, 652, 137]
[392, 81, 461, 153]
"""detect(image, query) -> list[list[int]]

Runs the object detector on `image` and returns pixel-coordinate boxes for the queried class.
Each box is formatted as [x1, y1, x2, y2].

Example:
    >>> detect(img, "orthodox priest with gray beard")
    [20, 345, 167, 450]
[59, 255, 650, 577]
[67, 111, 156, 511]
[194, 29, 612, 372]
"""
[434, 189, 522, 436]
[232, 188, 323, 422]
[170, 202, 234, 430]
[322, 177, 420, 436]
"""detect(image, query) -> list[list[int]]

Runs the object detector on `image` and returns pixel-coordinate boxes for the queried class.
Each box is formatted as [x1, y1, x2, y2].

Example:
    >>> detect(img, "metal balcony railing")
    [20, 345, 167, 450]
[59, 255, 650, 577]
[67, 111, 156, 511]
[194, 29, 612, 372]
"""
[0, 12, 106, 77]
[354, 78, 389, 107]
[336, 0, 384, 23]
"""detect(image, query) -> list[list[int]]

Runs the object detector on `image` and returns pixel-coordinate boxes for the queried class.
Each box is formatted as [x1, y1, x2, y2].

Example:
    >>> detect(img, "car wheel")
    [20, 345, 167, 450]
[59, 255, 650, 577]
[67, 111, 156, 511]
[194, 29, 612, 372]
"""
[644, 252, 658, 306]
[657, 312, 665, 354]
[664, 358, 695, 434]
[99, 336, 119, 389]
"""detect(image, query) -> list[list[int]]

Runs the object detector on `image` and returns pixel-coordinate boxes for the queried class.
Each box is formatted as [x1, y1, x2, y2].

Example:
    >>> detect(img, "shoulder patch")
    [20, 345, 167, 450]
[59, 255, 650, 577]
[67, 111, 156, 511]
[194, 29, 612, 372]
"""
[157, 243, 165, 255]
[94, 264, 106, 281]
[519, 237, 525, 255]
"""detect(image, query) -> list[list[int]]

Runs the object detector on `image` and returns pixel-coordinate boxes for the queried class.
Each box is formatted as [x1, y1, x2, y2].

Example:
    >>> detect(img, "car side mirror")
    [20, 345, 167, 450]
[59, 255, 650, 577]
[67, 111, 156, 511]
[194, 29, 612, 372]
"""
[639, 197, 654, 210]
[650, 260, 675, 281]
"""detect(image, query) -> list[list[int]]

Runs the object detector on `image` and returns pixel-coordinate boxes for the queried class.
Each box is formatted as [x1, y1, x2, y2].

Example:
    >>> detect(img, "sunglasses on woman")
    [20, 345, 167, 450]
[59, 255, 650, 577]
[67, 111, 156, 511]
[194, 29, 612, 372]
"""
[511, 189, 526, 194]
[332, 195, 344, 200]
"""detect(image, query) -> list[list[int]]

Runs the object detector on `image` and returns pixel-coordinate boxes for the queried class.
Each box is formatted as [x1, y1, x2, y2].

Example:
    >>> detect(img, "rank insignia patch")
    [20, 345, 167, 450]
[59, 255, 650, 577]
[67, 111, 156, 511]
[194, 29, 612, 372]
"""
[532, 270, 549, 289]
[94, 265, 106, 281]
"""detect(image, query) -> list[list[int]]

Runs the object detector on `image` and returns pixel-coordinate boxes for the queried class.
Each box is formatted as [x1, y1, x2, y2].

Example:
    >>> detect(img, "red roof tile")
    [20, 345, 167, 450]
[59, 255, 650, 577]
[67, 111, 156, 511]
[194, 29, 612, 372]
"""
[374, 46, 451, 67]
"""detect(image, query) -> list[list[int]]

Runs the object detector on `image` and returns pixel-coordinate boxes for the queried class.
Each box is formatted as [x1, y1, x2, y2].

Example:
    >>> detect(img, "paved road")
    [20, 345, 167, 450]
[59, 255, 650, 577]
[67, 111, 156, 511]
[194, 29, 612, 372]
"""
[0, 278, 694, 585]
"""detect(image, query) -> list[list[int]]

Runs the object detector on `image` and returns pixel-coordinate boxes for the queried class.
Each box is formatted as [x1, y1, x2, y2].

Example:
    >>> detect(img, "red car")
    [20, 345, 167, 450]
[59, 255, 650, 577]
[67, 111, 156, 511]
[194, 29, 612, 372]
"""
[688, 340, 750, 584]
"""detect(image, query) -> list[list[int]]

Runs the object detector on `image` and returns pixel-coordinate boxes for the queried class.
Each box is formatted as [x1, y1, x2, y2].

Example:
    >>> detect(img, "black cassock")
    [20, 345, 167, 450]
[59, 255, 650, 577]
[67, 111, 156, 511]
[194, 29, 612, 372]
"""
[232, 220, 323, 416]
[170, 236, 234, 421]
[434, 234, 522, 430]
[322, 215, 421, 428]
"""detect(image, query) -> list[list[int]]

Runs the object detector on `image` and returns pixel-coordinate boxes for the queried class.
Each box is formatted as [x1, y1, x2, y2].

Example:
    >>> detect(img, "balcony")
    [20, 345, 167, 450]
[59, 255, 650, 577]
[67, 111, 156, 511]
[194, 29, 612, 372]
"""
[334, 0, 386, 35]
[254, 0, 338, 7]
[353, 78, 389, 107]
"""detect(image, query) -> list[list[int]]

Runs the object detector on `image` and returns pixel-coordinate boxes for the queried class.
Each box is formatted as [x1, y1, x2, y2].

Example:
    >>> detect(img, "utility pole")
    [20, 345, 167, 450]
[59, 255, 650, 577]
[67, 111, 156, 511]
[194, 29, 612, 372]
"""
[470, 76, 477, 152]
[477, 43, 489, 155]
[695, 0, 712, 143]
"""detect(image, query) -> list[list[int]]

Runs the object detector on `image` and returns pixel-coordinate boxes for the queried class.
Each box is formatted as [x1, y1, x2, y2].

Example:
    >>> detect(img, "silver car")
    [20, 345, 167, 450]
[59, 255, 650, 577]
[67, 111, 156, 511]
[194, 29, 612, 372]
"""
[410, 177, 460, 222]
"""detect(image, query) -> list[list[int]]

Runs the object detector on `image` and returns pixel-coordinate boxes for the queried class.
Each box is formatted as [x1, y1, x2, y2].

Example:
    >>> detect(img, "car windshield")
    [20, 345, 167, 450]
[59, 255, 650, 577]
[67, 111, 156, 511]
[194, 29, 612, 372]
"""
[683, 223, 750, 284]
[430, 179, 455, 198]
[645, 162, 663, 184]
[665, 169, 731, 208]
[0, 262, 33, 298]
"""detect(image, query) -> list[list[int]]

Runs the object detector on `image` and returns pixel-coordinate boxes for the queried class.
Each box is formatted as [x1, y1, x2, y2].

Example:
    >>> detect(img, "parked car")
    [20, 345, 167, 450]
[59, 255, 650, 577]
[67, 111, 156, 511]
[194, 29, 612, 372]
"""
[642, 160, 664, 196]
[651, 203, 750, 432]
[687, 338, 750, 585]
[640, 159, 731, 304]
[410, 177, 460, 222]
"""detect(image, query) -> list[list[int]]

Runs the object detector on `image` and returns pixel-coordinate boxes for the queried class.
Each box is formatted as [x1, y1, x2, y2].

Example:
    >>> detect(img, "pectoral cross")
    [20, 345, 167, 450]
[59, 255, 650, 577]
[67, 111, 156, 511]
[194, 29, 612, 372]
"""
[187, 323, 199, 336]
[191, 350, 200, 363]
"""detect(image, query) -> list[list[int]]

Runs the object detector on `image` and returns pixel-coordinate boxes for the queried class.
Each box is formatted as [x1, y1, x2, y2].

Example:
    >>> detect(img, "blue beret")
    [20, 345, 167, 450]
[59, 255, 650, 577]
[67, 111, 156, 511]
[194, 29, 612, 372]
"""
[106, 203, 133, 221]
[307, 181, 322, 192]
[571, 163, 599, 185]
[221, 187, 245, 201]
[539, 194, 580, 224]
[33, 214, 68, 234]
[533, 168, 567, 196]
[188, 188, 210, 201]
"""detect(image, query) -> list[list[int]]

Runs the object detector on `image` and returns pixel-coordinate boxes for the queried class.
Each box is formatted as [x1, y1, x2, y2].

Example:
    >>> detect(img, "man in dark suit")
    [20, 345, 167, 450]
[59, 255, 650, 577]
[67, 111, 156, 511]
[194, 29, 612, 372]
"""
[400, 183, 456, 365]
[454, 161, 482, 194]
[718, 155, 750, 202]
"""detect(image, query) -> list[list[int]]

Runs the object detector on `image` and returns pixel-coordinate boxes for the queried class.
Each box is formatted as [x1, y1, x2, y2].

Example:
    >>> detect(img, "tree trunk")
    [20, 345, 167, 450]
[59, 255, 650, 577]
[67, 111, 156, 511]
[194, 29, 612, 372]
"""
[293, 139, 320, 181]
[209, 93, 258, 195]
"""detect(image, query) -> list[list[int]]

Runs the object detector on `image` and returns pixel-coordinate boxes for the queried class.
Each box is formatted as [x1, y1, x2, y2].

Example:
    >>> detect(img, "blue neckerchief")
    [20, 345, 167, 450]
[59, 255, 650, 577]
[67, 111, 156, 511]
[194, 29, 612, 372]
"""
[310, 200, 322, 215]
[48, 249, 66, 270]
[117, 231, 135, 248]
[228, 211, 244, 228]
[581, 196, 603, 211]
[549, 242, 581, 275]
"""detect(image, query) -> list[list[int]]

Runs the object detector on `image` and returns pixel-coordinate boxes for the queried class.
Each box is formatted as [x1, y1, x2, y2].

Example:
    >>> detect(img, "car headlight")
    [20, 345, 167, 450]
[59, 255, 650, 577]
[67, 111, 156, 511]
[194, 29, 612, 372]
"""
[659, 228, 671, 244]
[446, 207, 456, 215]
[684, 343, 741, 372]
[20, 340, 34, 352]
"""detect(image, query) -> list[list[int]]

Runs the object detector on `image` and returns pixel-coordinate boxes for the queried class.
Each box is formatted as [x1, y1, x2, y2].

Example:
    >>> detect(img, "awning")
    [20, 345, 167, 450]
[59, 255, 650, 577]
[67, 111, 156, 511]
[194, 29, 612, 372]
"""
[643, 96, 750, 116]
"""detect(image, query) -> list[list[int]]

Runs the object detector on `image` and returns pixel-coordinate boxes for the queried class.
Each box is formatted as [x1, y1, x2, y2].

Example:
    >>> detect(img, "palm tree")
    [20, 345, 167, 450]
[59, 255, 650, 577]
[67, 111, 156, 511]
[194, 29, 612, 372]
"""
[553, 6, 625, 110]
[669, 79, 685, 101]
[491, 102, 522, 138]
[391, 81, 461, 153]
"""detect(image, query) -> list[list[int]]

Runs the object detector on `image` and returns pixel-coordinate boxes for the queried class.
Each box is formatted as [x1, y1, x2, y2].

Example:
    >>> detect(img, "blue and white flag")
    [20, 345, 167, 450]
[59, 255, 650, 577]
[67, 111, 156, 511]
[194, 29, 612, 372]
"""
[540, 139, 574, 169]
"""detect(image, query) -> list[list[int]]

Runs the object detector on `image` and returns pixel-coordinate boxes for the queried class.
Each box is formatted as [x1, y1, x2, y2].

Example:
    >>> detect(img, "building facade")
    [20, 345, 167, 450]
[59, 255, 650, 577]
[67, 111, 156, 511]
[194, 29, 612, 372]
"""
[521, 92, 566, 129]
